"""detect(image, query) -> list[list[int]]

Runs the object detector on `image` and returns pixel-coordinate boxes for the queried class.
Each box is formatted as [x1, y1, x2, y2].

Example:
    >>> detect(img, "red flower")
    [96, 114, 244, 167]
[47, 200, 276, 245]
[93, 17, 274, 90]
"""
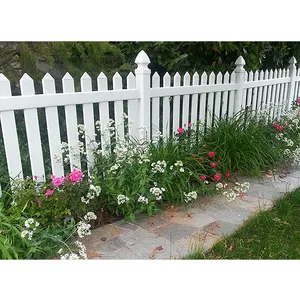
[277, 125, 283, 131]
[225, 171, 230, 179]
[208, 151, 215, 158]
[34, 175, 38, 180]
[297, 97, 300, 104]
[214, 173, 221, 181]
[200, 175, 207, 181]
[273, 121, 279, 128]
[210, 162, 217, 168]
[177, 128, 184, 133]
[188, 123, 192, 127]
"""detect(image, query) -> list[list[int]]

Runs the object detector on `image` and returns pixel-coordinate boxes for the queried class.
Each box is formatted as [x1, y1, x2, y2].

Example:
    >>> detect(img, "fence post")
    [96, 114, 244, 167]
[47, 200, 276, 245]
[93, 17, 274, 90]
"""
[135, 50, 151, 140]
[286, 56, 297, 111]
[234, 56, 246, 114]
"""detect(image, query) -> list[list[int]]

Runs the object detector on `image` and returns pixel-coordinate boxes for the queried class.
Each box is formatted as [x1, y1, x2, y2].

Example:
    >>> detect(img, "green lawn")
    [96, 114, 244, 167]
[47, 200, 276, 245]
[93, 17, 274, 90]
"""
[186, 187, 300, 259]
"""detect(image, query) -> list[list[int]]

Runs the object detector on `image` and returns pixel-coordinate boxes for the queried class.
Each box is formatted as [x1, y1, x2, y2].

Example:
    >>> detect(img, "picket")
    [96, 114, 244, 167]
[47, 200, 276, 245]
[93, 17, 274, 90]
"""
[214, 72, 222, 119]
[251, 71, 259, 113]
[172, 72, 181, 132]
[0, 74, 23, 181]
[221, 72, 230, 118]
[256, 70, 265, 113]
[182, 72, 190, 127]
[151, 72, 160, 134]
[20, 73, 45, 181]
[191, 72, 199, 126]
[126, 72, 139, 140]
[113, 72, 125, 140]
[162, 73, 171, 137]
[206, 72, 215, 127]
[272, 69, 280, 120]
[227, 72, 235, 118]
[62, 72, 81, 170]
[265, 70, 273, 120]
[97, 72, 110, 155]
[246, 71, 253, 108]
[199, 72, 208, 124]
[42, 73, 64, 177]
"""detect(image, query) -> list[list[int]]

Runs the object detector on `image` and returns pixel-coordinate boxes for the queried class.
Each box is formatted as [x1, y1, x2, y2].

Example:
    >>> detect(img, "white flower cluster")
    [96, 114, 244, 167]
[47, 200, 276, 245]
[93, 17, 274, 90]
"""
[84, 212, 97, 222]
[81, 184, 101, 204]
[117, 194, 130, 205]
[21, 218, 40, 240]
[137, 195, 149, 205]
[152, 131, 164, 144]
[151, 160, 167, 173]
[138, 153, 151, 164]
[60, 240, 87, 260]
[170, 160, 185, 172]
[78, 124, 86, 138]
[150, 183, 165, 201]
[222, 182, 250, 202]
[77, 221, 92, 238]
[95, 120, 101, 132]
[183, 191, 197, 203]
[215, 182, 228, 190]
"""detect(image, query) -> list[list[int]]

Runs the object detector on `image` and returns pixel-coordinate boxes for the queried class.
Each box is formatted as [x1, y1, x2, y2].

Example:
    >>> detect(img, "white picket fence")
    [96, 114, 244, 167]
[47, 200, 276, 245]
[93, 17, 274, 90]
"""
[1, 50, 300, 184]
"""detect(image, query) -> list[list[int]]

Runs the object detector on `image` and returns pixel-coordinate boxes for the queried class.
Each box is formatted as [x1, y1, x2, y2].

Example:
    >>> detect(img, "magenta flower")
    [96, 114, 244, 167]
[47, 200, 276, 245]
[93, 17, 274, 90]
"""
[51, 175, 64, 187]
[210, 162, 217, 168]
[45, 189, 54, 196]
[177, 128, 184, 134]
[200, 175, 207, 181]
[188, 123, 192, 127]
[297, 97, 300, 103]
[214, 173, 221, 181]
[69, 168, 83, 182]
[208, 151, 216, 158]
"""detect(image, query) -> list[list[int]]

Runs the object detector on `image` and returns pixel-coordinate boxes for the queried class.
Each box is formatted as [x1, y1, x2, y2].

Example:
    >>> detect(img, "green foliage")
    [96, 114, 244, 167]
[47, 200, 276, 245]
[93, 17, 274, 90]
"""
[202, 109, 283, 176]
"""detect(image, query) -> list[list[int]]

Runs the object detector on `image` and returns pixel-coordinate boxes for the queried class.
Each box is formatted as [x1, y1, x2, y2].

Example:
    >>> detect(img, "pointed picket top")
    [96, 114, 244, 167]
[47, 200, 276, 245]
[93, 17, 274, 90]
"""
[152, 72, 160, 79]
[0, 73, 9, 82]
[174, 72, 181, 78]
[42, 73, 55, 94]
[264, 69, 269, 79]
[259, 70, 265, 79]
[224, 71, 230, 82]
[81, 72, 91, 79]
[192, 72, 199, 85]
[126, 72, 136, 89]
[113, 72, 122, 80]
[20, 73, 33, 81]
[183, 72, 190, 85]
[209, 71, 215, 83]
[63, 72, 73, 80]
[254, 70, 259, 79]
[174, 72, 181, 86]
[201, 71, 208, 83]
[289, 56, 297, 65]
[97, 72, 107, 79]
[274, 69, 278, 77]
[248, 70, 253, 81]
[113, 72, 122, 90]
[278, 69, 282, 77]
[152, 72, 160, 87]
[216, 71, 223, 82]
[163, 72, 171, 86]
[269, 69, 274, 78]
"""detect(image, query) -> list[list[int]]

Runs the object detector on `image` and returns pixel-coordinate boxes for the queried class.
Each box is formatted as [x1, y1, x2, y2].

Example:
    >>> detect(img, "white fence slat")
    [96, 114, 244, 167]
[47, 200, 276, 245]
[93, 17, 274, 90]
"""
[214, 72, 222, 119]
[199, 72, 208, 124]
[162, 73, 171, 138]
[256, 70, 265, 113]
[191, 72, 199, 126]
[151, 72, 160, 134]
[221, 72, 230, 118]
[97, 72, 110, 155]
[242, 71, 248, 109]
[246, 71, 253, 108]
[272, 69, 281, 120]
[80, 72, 95, 172]
[261, 70, 269, 113]
[20, 73, 45, 181]
[282, 68, 289, 116]
[277, 69, 286, 120]
[228, 72, 235, 118]
[251, 71, 259, 114]
[62, 72, 81, 170]
[182, 72, 190, 127]
[0, 74, 23, 181]
[206, 72, 215, 127]
[42, 73, 64, 177]
[126, 72, 139, 140]
[172, 72, 181, 133]
[294, 68, 300, 100]
[113, 72, 125, 140]
[269, 69, 277, 120]
[265, 70, 273, 119]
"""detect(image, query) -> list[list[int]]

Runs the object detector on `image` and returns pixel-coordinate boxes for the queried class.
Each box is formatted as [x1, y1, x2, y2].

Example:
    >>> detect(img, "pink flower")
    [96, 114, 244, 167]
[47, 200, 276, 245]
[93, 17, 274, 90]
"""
[177, 128, 184, 134]
[188, 123, 192, 127]
[203, 144, 207, 147]
[184, 123, 186, 127]
[273, 122, 278, 128]
[208, 151, 215, 158]
[34, 175, 38, 180]
[69, 168, 83, 182]
[214, 173, 221, 181]
[45, 189, 54, 196]
[277, 125, 283, 131]
[200, 175, 207, 181]
[297, 97, 300, 103]
[225, 171, 230, 179]
[210, 162, 217, 168]
[51, 175, 64, 187]
[37, 199, 43, 206]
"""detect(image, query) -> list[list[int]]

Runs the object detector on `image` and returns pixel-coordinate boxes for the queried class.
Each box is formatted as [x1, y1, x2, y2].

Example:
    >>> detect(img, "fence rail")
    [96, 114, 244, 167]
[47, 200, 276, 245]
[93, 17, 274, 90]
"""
[1, 50, 300, 184]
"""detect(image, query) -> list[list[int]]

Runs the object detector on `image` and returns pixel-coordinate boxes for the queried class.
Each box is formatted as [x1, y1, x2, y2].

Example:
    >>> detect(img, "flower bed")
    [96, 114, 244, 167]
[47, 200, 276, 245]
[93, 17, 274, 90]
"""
[1, 98, 300, 259]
